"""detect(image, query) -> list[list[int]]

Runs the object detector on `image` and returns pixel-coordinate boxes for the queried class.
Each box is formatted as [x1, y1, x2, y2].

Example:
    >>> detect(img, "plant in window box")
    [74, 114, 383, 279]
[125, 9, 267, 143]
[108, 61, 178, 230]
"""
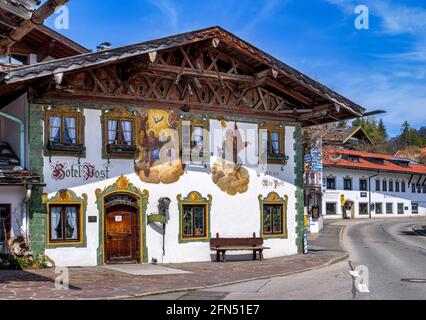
[107, 144, 138, 155]
[48, 141, 85, 154]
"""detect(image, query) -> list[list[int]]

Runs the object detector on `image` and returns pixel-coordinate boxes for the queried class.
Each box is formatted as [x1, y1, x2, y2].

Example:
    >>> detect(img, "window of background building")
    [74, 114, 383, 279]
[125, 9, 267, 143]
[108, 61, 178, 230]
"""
[412, 203, 419, 214]
[359, 203, 369, 215]
[375, 203, 383, 214]
[344, 178, 353, 191]
[326, 177, 336, 190]
[386, 203, 393, 214]
[383, 180, 387, 192]
[375, 180, 380, 192]
[359, 179, 368, 191]
[397, 203, 404, 215]
[326, 203, 337, 215]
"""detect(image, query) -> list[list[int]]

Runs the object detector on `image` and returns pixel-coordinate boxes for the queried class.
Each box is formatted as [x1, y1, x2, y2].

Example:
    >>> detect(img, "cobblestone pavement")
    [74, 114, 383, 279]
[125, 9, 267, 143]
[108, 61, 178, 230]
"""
[0, 253, 342, 300]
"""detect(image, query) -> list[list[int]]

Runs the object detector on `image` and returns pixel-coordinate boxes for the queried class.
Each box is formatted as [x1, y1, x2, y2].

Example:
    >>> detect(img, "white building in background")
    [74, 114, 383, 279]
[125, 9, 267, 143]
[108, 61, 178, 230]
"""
[322, 148, 426, 219]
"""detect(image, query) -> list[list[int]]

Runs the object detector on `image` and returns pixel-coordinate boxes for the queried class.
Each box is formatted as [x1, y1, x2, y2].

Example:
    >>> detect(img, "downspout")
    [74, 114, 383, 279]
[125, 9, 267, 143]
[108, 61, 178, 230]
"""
[368, 171, 380, 219]
[0, 111, 25, 168]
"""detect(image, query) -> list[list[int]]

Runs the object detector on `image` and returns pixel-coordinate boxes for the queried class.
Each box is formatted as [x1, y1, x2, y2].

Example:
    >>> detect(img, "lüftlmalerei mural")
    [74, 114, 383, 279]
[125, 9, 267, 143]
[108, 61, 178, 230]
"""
[211, 121, 250, 196]
[134, 109, 184, 184]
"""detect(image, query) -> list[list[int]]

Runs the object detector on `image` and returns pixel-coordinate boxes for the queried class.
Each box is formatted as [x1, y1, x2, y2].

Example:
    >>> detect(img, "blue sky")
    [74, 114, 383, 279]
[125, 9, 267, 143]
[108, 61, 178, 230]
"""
[44, 0, 426, 137]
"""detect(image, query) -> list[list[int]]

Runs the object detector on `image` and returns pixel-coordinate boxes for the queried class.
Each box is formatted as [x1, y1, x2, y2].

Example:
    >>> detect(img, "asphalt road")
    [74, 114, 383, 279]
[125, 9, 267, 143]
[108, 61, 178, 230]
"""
[140, 218, 426, 300]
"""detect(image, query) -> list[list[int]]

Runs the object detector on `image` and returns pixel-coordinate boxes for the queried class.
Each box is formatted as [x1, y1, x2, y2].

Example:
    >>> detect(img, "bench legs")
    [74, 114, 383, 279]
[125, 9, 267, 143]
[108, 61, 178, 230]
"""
[253, 250, 264, 261]
[216, 250, 264, 262]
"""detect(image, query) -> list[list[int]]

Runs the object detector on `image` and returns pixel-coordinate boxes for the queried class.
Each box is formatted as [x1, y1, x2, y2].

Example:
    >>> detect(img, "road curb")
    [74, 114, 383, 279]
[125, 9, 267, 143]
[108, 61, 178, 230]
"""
[101, 224, 350, 300]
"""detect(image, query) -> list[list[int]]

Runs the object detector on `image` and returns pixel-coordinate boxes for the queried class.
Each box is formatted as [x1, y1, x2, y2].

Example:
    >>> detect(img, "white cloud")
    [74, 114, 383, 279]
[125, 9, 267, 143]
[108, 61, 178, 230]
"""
[148, 0, 179, 33]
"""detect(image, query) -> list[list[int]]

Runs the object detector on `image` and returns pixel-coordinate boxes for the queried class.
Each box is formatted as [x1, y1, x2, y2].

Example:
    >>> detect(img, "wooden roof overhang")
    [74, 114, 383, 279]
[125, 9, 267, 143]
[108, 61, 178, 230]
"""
[0, 0, 69, 55]
[0, 26, 368, 126]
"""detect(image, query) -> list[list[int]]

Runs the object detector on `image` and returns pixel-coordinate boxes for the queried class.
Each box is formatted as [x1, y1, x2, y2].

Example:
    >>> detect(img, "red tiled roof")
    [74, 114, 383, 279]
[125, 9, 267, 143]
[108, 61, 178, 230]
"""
[323, 147, 426, 175]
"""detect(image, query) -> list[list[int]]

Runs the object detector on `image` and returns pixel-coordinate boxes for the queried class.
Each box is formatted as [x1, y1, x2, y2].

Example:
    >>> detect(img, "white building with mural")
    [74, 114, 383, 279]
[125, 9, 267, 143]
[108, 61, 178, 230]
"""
[0, 25, 371, 266]
[322, 148, 426, 219]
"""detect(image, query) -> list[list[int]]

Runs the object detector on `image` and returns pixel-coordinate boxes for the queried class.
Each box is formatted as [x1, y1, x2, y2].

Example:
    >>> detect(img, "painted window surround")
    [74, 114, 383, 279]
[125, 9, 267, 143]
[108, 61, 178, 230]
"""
[42, 189, 87, 248]
[177, 191, 212, 243]
[258, 192, 288, 239]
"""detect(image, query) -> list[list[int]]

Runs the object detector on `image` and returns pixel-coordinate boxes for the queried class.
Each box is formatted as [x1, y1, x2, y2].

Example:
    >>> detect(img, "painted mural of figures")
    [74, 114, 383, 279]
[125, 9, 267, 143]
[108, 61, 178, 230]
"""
[211, 122, 250, 196]
[134, 109, 184, 184]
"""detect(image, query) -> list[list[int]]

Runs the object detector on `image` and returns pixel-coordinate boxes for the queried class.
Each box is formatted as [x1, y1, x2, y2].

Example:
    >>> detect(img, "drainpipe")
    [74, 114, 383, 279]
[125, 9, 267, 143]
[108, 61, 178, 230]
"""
[368, 171, 380, 219]
[0, 111, 25, 168]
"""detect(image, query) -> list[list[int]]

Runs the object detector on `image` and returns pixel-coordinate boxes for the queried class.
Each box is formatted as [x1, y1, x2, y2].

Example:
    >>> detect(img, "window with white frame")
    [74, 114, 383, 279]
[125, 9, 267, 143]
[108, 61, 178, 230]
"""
[411, 203, 419, 214]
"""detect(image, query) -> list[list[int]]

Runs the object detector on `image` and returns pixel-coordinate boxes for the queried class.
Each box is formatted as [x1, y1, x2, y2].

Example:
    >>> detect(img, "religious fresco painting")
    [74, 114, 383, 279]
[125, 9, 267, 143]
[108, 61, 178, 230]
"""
[211, 121, 250, 196]
[134, 109, 184, 184]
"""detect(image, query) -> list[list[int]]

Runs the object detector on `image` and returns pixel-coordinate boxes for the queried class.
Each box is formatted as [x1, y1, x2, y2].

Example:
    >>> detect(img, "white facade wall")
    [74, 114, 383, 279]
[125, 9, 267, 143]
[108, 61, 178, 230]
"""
[322, 168, 426, 219]
[42, 108, 299, 266]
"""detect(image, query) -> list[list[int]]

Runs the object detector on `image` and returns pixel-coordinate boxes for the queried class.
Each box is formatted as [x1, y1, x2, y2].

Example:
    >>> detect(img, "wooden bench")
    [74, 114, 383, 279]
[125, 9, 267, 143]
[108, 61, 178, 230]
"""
[210, 233, 270, 262]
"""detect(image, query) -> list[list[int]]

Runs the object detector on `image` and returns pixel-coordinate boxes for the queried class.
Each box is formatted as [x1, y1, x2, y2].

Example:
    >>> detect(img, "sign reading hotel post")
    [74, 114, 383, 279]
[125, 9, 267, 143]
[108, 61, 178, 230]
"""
[50, 161, 111, 182]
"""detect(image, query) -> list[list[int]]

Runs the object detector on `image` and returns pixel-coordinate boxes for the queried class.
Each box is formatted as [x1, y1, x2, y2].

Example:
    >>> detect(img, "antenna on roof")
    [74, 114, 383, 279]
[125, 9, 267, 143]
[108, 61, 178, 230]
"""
[96, 42, 112, 52]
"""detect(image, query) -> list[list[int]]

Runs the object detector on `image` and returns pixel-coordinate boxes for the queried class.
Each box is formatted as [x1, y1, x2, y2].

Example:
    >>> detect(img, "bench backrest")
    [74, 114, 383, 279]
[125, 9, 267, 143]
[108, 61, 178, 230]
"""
[210, 233, 263, 247]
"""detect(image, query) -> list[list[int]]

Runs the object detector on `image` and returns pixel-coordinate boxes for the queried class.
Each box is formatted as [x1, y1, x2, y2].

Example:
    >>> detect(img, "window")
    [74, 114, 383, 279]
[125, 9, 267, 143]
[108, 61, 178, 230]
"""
[0, 205, 11, 250]
[383, 180, 387, 192]
[397, 203, 404, 215]
[375, 180, 381, 192]
[386, 203, 393, 214]
[344, 178, 353, 190]
[401, 181, 406, 192]
[412, 203, 419, 214]
[45, 107, 84, 156]
[182, 205, 207, 239]
[259, 192, 288, 238]
[389, 181, 394, 192]
[375, 203, 383, 215]
[178, 191, 212, 242]
[263, 204, 284, 235]
[47, 115, 77, 144]
[259, 124, 285, 163]
[102, 107, 137, 158]
[359, 203, 369, 215]
[395, 181, 400, 192]
[181, 121, 209, 163]
[326, 203, 337, 215]
[423, 185, 426, 194]
[326, 177, 336, 190]
[359, 179, 368, 191]
[49, 205, 80, 243]
[107, 119, 134, 146]
[0, 54, 28, 66]
[417, 184, 422, 194]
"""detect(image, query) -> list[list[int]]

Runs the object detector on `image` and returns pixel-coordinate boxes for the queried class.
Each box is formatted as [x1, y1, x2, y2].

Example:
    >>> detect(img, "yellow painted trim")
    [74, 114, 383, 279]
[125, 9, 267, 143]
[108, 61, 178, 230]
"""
[179, 202, 210, 242]
[47, 201, 86, 247]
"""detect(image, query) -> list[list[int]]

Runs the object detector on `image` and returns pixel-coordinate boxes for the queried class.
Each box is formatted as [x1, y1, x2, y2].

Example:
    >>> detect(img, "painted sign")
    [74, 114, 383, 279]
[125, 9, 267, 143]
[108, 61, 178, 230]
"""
[50, 162, 111, 181]
[262, 179, 286, 189]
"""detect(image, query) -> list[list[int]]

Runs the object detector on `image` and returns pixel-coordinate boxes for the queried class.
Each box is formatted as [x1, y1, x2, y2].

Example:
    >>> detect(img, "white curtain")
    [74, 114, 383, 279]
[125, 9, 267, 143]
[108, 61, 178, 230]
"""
[121, 121, 133, 145]
[64, 117, 77, 144]
[49, 116, 62, 142]
[108, 120, 118, 144]
[65, 206, 78, 240]
[50, 207, 62, 240]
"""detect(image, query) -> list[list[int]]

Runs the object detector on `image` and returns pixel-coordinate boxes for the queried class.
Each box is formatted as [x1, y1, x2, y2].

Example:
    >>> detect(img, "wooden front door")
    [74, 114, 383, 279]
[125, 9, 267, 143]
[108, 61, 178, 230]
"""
[0, 204, 11, 253]
[105, 206, 139, 264]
